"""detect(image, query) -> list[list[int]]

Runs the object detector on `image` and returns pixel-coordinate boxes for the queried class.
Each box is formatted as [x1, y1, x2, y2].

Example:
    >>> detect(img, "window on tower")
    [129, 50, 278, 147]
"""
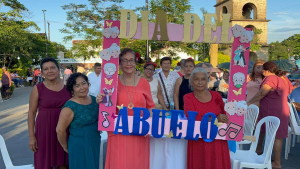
[242, 3, 257, 19]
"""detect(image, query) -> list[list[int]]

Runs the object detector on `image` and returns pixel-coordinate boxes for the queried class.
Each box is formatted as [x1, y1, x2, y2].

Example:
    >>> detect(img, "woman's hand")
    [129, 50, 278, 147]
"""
[96, 93, 106, 104]
[217, 114, 229, 123]
[29, 136, 38, 152]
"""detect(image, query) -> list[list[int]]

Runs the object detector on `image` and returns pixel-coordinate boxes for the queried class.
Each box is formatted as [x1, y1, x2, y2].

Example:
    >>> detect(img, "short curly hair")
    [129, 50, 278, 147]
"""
[66, 73, 90, 94]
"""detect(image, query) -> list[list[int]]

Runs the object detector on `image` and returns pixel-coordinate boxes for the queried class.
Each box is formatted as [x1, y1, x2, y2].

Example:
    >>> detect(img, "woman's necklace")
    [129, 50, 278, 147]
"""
[122, 75, 136, 109]
[46, 79, 60, 91]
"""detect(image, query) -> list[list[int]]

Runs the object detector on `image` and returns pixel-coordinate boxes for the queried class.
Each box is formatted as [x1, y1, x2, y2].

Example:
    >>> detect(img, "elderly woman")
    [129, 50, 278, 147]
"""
[28, 57, 71, 169]
[174, 58, 195, 110]
[247, 61, 293, 169]
[105, 48, 155, 169]
[56, 73, 104, 169]
[142, 62, 167, 110]
[246, 59, 265, 106]
[184, 67, 231, 169]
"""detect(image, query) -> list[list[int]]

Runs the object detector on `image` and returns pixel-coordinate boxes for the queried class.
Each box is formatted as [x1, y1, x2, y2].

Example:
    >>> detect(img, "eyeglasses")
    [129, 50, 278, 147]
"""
[145, 68, 154, 72]
[121, 59, 135, 65]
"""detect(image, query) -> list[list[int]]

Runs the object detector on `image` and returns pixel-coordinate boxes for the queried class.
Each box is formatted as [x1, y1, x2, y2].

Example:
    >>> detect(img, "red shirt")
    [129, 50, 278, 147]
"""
[34, 70, 40, 76]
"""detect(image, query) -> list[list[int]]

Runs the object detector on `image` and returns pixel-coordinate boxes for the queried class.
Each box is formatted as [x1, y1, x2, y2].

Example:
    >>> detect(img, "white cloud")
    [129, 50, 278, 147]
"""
[272, 11, 290, 15]
[268, 15, 300, 43]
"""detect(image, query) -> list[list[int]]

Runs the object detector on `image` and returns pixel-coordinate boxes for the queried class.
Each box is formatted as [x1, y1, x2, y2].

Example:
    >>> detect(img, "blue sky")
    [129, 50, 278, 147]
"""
[3, 0, 300, 49]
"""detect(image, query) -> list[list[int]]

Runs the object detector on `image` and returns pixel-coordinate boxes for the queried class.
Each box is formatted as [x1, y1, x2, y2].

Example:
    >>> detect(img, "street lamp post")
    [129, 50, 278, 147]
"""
[42, 10, 48, 57]
[146, 0, 149, 62]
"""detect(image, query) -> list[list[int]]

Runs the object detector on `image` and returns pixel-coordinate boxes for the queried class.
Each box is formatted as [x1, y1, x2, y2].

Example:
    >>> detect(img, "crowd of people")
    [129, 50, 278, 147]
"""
[25, 48, 300, 169]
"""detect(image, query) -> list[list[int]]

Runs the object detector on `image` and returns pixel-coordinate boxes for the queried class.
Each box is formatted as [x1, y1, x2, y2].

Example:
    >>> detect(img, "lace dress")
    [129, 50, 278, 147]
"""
[62, 96, 101, 169]
[149, 78, 159, 104]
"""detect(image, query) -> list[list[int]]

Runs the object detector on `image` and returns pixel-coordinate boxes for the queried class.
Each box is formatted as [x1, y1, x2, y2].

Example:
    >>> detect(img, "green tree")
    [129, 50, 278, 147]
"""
[268, 34, 300, 61]
[268, 41, 289, 61]
[60, 0, 124, 60]
[147, 0, 191, 60]
[0, 0, 41, 67]
[250, 29, 262, 52]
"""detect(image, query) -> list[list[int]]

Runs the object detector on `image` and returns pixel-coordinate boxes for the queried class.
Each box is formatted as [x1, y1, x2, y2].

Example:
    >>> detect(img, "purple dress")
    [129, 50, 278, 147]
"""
[258, 75, 293, 139]
[35, 83, 72, 168]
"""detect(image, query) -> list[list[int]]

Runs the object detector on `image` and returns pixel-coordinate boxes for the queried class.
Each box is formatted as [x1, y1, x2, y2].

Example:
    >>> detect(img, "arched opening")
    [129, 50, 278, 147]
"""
[245, 25, 257, 43]
[222, 6, 228, 14]
[242, 3, 257, 19]
[249, 52, 258, 62]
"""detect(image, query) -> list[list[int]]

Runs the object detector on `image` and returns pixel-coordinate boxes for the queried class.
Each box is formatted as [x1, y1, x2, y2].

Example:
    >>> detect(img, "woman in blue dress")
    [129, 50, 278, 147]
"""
[56, 73, 105, 169]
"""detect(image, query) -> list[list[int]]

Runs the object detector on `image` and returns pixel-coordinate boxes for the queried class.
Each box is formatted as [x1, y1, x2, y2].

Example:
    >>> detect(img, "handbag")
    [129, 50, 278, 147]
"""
[159, 73, 171, 109]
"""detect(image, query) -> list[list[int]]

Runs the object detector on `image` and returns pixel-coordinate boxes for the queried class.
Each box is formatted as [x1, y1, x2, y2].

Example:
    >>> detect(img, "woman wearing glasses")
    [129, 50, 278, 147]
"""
[105, 48, 155, 169]
[246, 59, 265, 106]
[142, 62, 168, 110]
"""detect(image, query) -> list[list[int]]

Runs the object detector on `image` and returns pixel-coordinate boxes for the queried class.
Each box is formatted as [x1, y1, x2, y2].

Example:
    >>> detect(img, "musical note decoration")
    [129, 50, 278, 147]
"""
[164, 130, 174, 139]
[233, 88, 242, 96]
[111, 113, 118, 119]
[214, 118, 224, 127]
[218, 122, 242, 139]
[101, 111, 110, 128]
[105, 78, 113, 85]
[117, 104, 124, 110]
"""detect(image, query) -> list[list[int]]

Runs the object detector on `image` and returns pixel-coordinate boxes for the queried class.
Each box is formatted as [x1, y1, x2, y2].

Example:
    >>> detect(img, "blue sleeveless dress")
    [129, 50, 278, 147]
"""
[62, 96, 101, 169]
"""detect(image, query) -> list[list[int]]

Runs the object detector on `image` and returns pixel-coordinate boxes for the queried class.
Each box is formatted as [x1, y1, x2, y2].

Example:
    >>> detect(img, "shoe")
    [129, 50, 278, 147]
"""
[0, 100, 3, 102]
[4, 99, 8, 101]
[8, 97, 12, 100]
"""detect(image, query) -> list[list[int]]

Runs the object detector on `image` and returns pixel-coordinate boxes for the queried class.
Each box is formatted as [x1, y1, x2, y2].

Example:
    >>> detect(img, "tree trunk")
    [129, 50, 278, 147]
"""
[209, 44, 218, 67]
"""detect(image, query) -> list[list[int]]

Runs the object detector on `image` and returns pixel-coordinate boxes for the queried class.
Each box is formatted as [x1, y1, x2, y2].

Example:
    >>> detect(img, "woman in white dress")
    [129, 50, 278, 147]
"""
[142, 62, 167, 110]
[143, 62, 188, 169]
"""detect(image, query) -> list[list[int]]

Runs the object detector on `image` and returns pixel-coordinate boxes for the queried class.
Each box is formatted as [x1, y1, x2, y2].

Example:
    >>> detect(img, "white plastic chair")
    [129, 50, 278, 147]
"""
[230, 116, 280, 169]
[285, 103, 300, 160]
[99, 131, 108, 169]
[0, 135, 34, 169]
[238, 104, 259, 149]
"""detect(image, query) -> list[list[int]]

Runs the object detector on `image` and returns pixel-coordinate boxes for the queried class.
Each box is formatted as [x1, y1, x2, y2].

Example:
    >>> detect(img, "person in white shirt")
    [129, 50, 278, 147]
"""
[153, 57, 180, 109]
[88, 63, 102, 97]
[151, 57, 185, 169]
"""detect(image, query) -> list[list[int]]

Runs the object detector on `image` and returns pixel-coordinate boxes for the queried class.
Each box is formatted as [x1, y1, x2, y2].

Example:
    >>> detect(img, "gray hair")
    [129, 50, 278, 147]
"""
[189, 67, 208, 91]
[180, 59, 186, 67]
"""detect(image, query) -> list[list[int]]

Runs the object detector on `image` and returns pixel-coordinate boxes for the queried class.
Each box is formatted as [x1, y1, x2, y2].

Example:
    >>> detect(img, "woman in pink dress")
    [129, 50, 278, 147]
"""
[184, 67, 231, 169]
[247, 61, 293, 169]
[28, 57, 71, 169]
[246, 59, 265, 106]
[105, 48, 155, 169]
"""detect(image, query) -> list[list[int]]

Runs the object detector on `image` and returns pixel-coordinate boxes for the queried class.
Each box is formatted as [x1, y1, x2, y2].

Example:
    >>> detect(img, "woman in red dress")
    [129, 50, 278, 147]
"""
[184, 67, 231, 169]
[247, 61, 293, 169]
[105, 48, 155, 169]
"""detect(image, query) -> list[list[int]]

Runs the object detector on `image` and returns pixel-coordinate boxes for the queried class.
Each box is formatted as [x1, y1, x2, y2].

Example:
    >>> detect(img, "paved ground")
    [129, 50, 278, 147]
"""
[0, 86, 34, 168]
[0, 86, 299, 168]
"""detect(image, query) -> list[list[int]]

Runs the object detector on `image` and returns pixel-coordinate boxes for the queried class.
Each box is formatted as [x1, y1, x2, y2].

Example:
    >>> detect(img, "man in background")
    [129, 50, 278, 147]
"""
[88, 63, 102, 97]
